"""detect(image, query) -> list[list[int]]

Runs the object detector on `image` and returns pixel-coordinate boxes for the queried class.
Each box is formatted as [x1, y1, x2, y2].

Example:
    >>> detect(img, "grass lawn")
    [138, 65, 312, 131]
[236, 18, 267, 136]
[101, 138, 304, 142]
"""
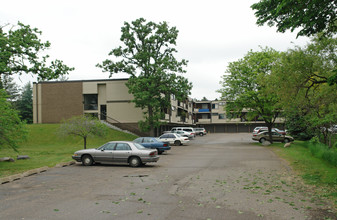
[0, 124, 137, 178]
[268, 141, 337, 208]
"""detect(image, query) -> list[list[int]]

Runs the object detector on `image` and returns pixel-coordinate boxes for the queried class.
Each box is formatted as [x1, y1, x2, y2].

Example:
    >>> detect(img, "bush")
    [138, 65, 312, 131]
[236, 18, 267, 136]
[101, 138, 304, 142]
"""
[308, 141, 337, 167]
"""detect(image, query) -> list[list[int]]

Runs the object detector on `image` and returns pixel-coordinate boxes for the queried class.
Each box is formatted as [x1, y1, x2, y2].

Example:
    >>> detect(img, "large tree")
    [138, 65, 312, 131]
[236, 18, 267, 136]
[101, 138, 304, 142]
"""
[218, 47, 281, 143]
[251, 0, 337, 85]
[270, 36, 337, 146]
[0, 22, 74, 87]
[251, 0, 337, 37]
[97, 18, 192, 135]
[0, 89, 27, 152]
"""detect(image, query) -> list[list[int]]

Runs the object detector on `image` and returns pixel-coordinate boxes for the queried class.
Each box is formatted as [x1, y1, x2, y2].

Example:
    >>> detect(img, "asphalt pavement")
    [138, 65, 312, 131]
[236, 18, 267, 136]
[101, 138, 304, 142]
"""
[0, 133, 336, 220]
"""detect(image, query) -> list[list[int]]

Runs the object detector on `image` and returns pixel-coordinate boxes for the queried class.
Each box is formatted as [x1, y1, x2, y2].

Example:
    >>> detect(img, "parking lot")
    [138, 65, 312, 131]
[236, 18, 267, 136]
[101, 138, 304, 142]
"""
[0, 133, 335, 219]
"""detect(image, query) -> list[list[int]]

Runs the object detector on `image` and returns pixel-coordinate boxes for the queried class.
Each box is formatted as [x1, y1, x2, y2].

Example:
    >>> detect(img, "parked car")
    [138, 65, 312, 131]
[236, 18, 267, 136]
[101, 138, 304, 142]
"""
[252, 127, 264, 134]
[253, 127, 286, 135]
[133, 137, 171, 154]
[72, 141, 159, 167]
[171, 130, 190, 138]
[252, 131, 294, 143]
[274, 128, 286, 135]
[171, 127, 196, 138]
[158, 133, 189, 146]
[194, 128, 207, 136]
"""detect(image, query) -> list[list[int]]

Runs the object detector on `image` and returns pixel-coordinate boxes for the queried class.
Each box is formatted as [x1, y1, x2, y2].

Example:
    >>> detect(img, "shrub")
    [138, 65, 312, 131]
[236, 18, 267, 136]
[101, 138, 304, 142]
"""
[308, 141, 337, 167]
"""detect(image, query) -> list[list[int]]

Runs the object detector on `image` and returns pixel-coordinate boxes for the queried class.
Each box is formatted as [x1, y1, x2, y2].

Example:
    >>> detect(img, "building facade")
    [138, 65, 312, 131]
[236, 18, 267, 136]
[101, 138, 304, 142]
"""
[193, 100, 285, 133]
[33, 79, 284, 135]
[33, 79, 195, 135]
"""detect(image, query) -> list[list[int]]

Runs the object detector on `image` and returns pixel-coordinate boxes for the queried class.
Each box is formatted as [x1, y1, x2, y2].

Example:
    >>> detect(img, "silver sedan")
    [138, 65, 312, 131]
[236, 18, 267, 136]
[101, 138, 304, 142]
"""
[72, 141, 159, 167]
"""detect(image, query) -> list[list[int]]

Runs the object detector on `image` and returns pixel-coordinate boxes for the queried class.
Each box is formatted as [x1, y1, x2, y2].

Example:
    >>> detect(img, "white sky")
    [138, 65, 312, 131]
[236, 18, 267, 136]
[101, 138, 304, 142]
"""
[1, 0, 310, 100]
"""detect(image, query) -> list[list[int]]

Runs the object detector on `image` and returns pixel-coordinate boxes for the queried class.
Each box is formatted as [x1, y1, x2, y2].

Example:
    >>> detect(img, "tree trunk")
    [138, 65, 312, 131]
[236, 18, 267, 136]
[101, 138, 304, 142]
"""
[83, 136, 87, 149]
[148, 105, 155, 137]
[267, 124, 273, 144]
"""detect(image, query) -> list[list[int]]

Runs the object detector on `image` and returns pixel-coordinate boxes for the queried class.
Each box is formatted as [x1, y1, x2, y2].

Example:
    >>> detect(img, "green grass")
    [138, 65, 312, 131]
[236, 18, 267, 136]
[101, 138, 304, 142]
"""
[0, 124, 137, 178]
[269, 141, 337, 207]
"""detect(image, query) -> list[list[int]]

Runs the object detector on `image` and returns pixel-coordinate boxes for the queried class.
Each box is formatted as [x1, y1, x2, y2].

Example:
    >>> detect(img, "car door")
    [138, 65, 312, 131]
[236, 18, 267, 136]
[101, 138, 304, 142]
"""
[142, 137, 157, 149]
[166, 134, 176, 144]
[94, 142, 116, 163]
[113, 143, 132, 163]
[271, 132, 283, 142]
[159, 134, 170, 143]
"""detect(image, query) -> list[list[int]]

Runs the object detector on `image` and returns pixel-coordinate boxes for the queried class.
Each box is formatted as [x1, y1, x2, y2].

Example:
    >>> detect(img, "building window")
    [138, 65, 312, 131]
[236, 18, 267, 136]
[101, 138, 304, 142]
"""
[212, 103, 219, 109]
[219, 114, 225, 119]
[84, 94, 98, 110]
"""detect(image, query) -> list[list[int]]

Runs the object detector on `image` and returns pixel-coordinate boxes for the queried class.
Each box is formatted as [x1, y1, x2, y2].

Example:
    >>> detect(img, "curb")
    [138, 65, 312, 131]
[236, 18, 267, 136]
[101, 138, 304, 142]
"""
[0, 161, 76, 184]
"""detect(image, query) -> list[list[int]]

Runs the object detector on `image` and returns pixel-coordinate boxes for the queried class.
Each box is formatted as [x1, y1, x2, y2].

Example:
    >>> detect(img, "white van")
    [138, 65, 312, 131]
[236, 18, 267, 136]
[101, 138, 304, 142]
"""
[170, 127, 195, 138]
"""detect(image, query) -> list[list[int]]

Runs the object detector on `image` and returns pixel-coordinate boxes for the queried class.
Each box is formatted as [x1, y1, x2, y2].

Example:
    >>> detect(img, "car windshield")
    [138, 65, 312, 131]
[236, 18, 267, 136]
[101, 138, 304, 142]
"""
[134, 142, 147, 150]
[176, 134, 182, 137]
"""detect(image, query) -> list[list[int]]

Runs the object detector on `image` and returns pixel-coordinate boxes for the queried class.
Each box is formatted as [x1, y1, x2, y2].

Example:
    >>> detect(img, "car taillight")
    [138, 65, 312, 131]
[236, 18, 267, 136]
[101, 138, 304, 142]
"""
[149, 151, 157, 156]
[184, 138, 188, 140]
[163, 144, 168, 147]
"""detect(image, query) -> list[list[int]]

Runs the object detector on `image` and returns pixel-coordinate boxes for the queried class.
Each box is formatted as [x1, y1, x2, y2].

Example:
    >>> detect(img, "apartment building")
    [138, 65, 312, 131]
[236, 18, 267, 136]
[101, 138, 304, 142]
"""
[33, 79, 284, 135]
[33, 79, 194, 135]
[193, 100, 285, 133]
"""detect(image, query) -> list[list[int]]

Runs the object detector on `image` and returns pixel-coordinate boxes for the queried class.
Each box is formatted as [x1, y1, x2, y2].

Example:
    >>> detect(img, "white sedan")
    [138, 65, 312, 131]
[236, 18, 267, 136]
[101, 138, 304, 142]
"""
[158, 133, 189, 146]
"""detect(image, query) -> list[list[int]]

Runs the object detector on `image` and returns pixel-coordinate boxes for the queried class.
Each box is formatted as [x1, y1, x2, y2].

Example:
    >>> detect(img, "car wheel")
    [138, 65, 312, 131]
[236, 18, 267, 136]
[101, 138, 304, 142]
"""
[158, 150, 163, 155]
[199, 133, 203, 136]
[284, 138, 290, 143]
[129, 157, 141, 167]
[82, 155, 93, 166]
[259, 138, 266, 143]
[174, 140, 181, 146]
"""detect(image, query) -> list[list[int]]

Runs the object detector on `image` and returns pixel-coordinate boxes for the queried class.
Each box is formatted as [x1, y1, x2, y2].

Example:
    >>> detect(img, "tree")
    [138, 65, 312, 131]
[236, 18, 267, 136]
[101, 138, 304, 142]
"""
[270, 37, 337, 146]
[251, 1, 337, 85]
[16, 82, 33, 123]
[1, 74, 20, 102]
[0, 22, 74, 86]
[59, 116, 109, 149]
[218, 47, 281, 143]
[0, 89, 27, 152]
[97, 18, 192, 135]
[251, 0, 337, 38]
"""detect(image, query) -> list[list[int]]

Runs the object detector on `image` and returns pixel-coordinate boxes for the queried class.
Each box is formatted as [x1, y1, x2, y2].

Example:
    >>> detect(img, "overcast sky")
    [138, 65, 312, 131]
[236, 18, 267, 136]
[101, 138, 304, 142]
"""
[1, 0, 310, 100]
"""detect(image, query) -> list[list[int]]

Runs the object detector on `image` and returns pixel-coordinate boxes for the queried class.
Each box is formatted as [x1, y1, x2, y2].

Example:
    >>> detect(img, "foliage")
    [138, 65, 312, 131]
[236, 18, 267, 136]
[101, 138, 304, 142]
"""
[270, 36, 337, 146]
[251, 0, 337, 37]
[15, 82, 33, 123]
[218, 47, 281, 142]
[0, 89, 27, 152]
[0, 124, 137, 178]
[97, 18, 192, 134]
[0, 74, 20, 102]
[0, 22, 74, 83]
[284, 108, 314, 141]
[251, 1, 337, 85]
[58, 116, 109, 149]
[308, 141, 337, 167]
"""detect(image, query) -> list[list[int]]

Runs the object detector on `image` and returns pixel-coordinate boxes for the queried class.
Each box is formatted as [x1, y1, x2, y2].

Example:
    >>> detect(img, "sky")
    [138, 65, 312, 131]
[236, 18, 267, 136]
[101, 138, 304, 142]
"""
[1, 0, 310, 100]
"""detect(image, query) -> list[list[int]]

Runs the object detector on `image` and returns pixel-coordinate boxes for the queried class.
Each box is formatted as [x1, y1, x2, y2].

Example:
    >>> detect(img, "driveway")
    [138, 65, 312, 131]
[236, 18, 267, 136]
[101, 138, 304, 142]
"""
[0, 133, 335, 220]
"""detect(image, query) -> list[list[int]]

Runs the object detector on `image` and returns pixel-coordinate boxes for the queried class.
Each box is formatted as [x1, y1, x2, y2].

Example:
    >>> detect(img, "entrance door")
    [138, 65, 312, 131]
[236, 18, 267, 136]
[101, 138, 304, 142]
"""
[100, 105, 107, 120]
